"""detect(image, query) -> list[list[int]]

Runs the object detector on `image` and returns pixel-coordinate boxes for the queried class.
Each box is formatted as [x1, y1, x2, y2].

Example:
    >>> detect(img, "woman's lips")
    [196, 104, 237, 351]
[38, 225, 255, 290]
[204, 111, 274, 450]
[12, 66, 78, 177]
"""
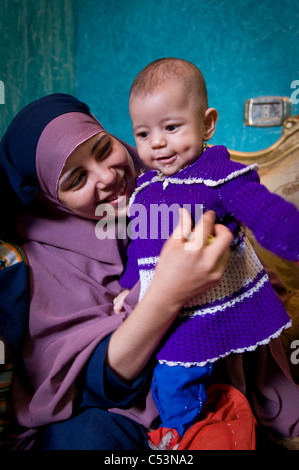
[101, 179, 127, 205]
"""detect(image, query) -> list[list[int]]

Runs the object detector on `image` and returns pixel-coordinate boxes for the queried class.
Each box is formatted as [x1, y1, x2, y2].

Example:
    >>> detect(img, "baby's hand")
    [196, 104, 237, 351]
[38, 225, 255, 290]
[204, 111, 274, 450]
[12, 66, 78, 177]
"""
[113, 289, 130, 314]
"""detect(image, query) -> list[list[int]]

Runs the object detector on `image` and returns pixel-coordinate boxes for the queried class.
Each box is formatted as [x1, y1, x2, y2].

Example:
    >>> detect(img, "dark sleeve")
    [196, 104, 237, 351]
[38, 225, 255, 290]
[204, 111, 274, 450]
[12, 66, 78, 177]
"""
[220, 174, 299, 262]
[79, 334, 152, 410]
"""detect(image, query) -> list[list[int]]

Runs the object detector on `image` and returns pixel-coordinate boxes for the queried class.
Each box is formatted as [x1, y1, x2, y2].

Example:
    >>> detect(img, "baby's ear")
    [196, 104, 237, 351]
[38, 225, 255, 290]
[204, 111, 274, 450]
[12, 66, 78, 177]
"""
[202, 108, 218, 141]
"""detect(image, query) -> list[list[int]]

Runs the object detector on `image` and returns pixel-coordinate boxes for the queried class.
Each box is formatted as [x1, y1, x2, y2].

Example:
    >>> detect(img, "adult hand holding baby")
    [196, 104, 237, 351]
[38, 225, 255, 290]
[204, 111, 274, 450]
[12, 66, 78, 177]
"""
[151, 209, 233, 312]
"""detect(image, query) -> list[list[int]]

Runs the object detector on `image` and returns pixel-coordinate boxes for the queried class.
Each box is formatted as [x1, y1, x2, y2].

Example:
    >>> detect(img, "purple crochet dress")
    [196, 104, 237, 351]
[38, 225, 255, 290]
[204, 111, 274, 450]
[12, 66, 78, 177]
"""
[121, 145, 298, 367]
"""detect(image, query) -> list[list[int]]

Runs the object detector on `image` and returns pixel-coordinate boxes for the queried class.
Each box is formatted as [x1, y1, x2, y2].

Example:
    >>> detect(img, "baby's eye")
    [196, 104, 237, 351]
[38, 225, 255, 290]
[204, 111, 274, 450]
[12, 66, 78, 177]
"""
[166, 124, 179, 132]
[136, 131, 149, 139]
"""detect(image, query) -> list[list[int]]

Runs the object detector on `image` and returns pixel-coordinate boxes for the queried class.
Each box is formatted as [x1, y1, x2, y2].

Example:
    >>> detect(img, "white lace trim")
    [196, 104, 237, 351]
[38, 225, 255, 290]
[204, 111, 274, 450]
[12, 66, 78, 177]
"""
[182, 273, 269, 318]
[137, 256, 159, 266]
[130, 163, 259, 205]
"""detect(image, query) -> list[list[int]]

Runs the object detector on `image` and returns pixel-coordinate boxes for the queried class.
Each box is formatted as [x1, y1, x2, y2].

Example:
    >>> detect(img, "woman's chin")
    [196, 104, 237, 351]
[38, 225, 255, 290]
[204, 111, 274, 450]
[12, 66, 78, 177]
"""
[94, 195, 129, 221]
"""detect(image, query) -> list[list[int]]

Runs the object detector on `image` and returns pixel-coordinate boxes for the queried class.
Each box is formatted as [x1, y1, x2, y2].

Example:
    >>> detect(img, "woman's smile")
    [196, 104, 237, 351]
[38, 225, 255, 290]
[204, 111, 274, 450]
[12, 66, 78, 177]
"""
[102, 178, 127, 204]
[57, 132, 136, 220]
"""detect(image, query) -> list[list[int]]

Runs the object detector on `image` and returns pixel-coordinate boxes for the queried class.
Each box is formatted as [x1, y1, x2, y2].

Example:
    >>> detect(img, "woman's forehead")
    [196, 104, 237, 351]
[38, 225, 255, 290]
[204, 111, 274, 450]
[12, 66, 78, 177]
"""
[58, 132, 108, 187]
[60, 132, 107, 169]
[36, 112, 105, 199]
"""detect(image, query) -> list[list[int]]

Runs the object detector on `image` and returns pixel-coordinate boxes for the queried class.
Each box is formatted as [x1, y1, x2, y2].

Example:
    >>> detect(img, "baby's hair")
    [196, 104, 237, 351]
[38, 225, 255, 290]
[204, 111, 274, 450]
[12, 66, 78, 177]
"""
[130, 58, 208, 110]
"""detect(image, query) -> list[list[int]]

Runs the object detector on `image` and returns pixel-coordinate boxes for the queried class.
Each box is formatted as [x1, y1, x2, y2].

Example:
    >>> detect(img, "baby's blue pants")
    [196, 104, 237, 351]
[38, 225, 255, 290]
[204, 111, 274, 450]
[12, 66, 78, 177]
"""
[152, 362, 214, 437]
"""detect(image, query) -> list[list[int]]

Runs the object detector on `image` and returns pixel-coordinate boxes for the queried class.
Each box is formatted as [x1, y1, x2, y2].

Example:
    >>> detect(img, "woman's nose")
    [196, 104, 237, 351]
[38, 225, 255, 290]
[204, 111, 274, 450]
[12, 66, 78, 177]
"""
[95, 165, 117, 189]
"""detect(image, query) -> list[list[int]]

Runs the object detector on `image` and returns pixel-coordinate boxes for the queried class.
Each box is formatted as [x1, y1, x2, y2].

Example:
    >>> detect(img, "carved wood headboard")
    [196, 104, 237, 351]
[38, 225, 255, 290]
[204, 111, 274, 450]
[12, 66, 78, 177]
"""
[229, 115, 299, 382]
[227, 114, 299, 289]
[230, 114, 299, 210]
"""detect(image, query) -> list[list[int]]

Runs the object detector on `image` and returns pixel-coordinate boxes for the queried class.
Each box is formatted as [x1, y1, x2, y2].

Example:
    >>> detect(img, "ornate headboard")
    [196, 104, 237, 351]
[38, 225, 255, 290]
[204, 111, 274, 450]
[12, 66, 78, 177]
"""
[229, 114, 299, 211]
[229, 115, 299, 382]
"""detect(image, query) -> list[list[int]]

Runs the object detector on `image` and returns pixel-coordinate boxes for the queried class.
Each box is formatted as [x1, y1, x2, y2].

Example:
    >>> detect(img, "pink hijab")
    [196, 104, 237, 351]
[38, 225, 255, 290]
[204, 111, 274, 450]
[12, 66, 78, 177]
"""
[13, 111, 157, 431]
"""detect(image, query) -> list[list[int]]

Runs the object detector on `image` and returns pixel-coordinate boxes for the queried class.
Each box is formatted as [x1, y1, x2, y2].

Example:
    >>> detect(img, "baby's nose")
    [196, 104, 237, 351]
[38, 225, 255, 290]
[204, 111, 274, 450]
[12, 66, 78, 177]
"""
[150, 131, 167, 149]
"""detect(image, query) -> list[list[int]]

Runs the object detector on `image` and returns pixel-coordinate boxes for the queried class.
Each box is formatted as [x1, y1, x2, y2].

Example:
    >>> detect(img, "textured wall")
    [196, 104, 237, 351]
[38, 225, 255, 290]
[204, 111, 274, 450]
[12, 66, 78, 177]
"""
[1, 1, 298, 150]
[0, 0, 75, 138]
[75, 0, 299, 152]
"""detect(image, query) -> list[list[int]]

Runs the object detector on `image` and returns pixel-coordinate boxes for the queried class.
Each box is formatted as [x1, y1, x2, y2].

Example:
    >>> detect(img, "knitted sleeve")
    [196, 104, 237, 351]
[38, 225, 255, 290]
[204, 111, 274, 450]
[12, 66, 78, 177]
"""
[120, 240, 140, 289]
[120, 175, 154, 290]
[220, 174, 299, 262]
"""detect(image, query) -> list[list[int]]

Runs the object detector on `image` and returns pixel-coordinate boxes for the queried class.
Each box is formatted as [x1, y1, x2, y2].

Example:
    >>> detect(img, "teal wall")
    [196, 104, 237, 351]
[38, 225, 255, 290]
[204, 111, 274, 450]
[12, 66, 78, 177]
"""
[0, 0, 75, 138]
[1, 0, 298, 152]
[75, 0, 299, 151]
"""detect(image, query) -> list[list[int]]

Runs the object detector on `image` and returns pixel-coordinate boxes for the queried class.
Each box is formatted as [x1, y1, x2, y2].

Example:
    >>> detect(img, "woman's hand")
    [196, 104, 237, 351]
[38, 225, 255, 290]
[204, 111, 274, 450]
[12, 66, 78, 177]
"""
[106, 209, 233, 381]
[150, 209, 233, 311]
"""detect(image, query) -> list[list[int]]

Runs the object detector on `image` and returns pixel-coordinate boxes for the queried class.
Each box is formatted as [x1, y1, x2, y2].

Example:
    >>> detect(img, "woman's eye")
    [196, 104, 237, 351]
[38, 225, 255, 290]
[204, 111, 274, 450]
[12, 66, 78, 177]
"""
[70, 172, 86, 189]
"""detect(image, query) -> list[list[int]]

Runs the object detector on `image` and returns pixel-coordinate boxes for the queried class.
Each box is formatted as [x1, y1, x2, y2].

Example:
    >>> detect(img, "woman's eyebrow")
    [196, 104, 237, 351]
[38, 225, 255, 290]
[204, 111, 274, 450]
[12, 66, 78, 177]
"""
[91, 133, 108, 153]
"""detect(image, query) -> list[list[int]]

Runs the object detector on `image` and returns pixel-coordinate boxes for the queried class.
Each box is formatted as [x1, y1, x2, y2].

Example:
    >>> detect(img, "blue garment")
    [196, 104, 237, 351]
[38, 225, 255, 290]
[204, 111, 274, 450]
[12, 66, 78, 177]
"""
[33, 336, 151, 450]
[32, 408, 150, 450]
[152, 362, 214, 436]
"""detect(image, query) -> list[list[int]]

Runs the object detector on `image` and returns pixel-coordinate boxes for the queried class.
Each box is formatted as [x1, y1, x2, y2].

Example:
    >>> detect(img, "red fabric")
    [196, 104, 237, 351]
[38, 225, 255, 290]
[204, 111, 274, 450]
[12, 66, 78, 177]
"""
[148, 384, 257, 450]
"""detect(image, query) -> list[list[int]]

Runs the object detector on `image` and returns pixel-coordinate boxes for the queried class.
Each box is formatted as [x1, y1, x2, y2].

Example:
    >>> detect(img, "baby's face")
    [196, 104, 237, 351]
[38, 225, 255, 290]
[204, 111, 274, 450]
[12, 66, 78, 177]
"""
[130, 81, 206, 175]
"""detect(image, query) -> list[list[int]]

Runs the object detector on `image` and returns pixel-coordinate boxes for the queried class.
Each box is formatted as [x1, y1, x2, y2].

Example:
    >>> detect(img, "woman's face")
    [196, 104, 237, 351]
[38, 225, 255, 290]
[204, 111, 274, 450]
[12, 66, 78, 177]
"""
[57, 132, 136, 220]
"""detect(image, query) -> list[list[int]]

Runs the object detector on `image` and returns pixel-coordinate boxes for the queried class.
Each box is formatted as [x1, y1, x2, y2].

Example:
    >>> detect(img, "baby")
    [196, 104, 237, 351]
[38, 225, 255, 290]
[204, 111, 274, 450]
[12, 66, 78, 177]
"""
[115, 58, 299, 436]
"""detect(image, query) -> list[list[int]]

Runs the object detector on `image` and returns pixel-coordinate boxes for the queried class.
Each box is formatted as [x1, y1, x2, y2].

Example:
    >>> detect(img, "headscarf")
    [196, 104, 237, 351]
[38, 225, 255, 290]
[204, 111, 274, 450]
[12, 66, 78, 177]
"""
[0, 94, 157, 430]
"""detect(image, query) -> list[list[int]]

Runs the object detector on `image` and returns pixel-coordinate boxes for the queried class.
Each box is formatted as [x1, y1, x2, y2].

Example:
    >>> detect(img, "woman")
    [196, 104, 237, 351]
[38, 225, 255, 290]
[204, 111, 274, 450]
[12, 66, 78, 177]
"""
[0, 94, 234, 449]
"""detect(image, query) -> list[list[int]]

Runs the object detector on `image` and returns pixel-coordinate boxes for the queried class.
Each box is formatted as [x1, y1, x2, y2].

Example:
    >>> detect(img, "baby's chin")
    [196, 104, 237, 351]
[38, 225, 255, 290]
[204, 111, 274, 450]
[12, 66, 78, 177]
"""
[154, 161, 187, 176]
